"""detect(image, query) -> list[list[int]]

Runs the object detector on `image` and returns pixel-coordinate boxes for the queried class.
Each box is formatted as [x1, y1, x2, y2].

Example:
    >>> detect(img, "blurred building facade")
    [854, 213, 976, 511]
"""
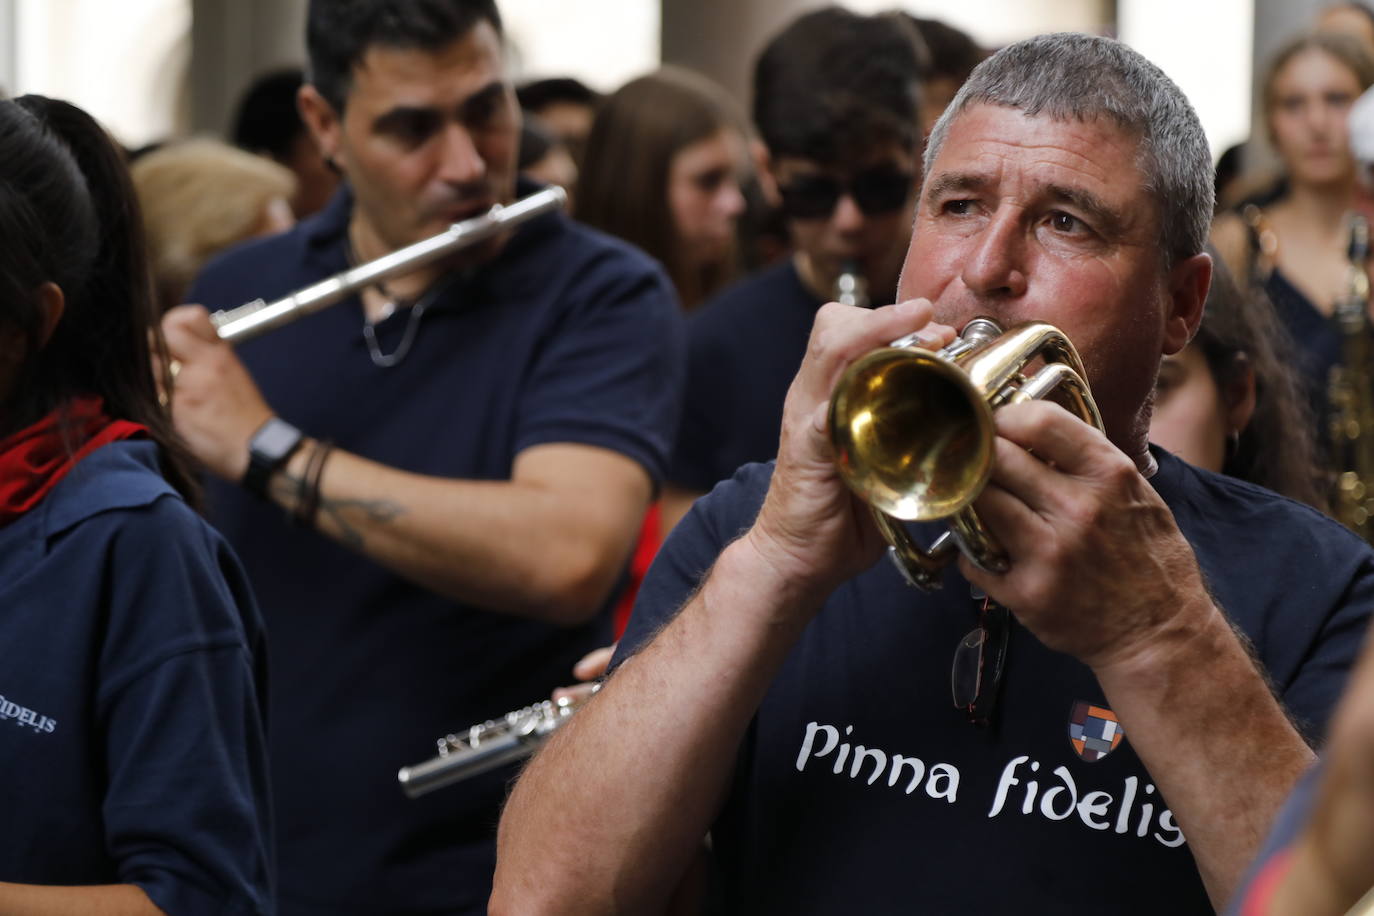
[0, 0, 1341, 166]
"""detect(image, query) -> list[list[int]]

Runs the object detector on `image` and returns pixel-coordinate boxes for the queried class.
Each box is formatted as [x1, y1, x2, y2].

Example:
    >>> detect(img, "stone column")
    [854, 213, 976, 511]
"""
[660, 0, 813, 111]
[189, 0, 307, 136]
[0, 0, 16, 96]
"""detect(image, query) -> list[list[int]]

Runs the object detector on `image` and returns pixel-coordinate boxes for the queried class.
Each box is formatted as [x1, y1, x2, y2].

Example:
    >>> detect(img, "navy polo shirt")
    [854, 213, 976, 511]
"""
[189, 183, 683, 913]
[619, 449, 1374, 913]
[670, 259, 821, 494]
[0, 440, 272, 915]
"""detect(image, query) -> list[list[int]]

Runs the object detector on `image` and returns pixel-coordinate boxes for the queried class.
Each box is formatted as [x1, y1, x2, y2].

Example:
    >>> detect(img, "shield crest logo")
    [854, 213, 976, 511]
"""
[1069, 701, 1125, 762]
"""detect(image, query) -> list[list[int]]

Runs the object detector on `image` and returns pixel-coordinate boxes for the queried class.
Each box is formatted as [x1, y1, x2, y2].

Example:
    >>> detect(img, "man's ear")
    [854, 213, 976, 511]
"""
[1163, 251, 1212, 355]
[752, 140, 780, 208]
[297, 84, 344, 168]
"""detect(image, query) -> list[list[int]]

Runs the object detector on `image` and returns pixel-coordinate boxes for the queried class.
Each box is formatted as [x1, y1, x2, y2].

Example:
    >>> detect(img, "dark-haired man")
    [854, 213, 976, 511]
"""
[904, 15, 986, 136]
[515, 76, 600, 165]
[662, 7, 923, 532]
[231, 68, 340, 218]
[162, 1, 682, 913]
[495, 33, 1373, 914]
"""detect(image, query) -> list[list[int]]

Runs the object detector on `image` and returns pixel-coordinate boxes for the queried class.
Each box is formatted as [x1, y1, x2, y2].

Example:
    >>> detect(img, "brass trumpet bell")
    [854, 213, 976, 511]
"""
[828, 318, 1103, 590]
[830, 346, 996, 522]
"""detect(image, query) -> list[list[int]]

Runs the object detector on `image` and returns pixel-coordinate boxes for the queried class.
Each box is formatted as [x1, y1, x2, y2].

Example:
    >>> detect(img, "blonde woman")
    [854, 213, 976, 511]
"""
[132, 138, 297, 311]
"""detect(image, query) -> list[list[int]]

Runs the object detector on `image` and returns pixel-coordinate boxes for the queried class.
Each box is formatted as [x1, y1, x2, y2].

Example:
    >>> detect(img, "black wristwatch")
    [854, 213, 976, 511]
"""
[243, 416, 304, 499]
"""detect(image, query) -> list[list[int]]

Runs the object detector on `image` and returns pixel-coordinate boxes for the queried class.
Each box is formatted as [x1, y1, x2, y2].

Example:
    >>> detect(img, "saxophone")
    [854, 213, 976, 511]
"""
[396, 687, 597, 798]
[1328, 212, 1374, 540]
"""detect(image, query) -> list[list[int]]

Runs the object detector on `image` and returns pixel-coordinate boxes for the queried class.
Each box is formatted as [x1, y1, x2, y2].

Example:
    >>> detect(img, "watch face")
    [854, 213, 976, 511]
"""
[254, 418, 302, 461]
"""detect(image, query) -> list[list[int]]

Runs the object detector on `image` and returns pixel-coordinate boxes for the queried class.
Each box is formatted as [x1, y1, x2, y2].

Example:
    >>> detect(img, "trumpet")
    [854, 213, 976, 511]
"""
[828, 317, 1103, 590]
[397, 687, 597, 799]
[210, 186, 568, 343]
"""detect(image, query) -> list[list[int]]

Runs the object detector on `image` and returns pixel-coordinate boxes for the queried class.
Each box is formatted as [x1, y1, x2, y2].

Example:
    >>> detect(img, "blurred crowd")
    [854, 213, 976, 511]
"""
[3, 2, 1374, 915]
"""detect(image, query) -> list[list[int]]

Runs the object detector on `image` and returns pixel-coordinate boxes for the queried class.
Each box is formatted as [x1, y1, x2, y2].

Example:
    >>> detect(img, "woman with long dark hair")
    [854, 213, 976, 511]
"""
[575, 66, 747, 311]
[1151, 252, 1328, 509]
[0, 96, 272, 914]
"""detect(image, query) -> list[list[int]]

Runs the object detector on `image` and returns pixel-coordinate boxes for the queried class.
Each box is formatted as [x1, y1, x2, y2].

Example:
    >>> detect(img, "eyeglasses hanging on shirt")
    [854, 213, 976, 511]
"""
[951, 590, 1011, 726]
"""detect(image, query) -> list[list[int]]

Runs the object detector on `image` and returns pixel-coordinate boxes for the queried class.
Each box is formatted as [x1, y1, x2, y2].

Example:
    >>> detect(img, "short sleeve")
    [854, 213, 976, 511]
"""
[614, 463, 772, 667]
[1279, 555, 1374, 744]
[97, 498, 273, 916]
[514, 249, 685, 488]
[668, 315, 737, 494]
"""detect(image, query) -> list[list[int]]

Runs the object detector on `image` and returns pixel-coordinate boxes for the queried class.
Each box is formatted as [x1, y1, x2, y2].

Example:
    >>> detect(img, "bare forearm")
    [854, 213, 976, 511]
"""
[267, 442, 647, 623]
[493, 534, 819, 912]
[1094, 603, 1314, 908]
[0, 883, 164, 916]
[1270, 838, 1367, 916]
[1270, 638, 1374, 915]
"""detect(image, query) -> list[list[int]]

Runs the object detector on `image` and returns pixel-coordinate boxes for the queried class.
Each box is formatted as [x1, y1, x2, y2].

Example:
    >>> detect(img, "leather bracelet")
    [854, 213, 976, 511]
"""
[293, 439, 333, 528]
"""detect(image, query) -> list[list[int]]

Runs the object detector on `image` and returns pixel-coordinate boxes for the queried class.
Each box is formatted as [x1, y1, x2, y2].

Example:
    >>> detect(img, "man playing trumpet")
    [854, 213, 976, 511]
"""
[159, 0, 683, 912]
[494, 33, 1374, 913]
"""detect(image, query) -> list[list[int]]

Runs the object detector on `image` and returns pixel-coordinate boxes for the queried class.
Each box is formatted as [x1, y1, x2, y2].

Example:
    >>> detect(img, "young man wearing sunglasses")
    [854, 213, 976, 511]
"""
[660, 8, 924, 533]
[495, 33, 1374, 915]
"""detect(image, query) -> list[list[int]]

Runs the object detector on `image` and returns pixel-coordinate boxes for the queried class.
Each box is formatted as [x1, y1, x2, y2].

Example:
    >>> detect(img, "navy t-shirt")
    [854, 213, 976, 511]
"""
[0, 440, 273, 915]
[670, 259, 820, 493]
[188, 183, 683, 913]
[619, 449, 1374, 913]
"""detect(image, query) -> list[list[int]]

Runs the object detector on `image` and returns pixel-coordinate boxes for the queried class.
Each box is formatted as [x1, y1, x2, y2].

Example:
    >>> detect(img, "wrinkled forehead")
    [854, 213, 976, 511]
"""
[922, 103, 1171, 262]
[927, 104, 1150, 190]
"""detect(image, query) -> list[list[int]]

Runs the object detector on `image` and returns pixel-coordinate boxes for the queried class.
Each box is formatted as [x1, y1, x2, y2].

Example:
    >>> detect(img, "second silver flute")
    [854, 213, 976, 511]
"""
[210, 185, 568, 344]
[397, 687, 597, 799]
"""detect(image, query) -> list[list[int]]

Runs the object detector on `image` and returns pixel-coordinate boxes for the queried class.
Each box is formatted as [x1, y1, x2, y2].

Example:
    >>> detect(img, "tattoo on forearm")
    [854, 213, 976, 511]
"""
[318, 496, 406, 550]
[268, 469, 406, 550]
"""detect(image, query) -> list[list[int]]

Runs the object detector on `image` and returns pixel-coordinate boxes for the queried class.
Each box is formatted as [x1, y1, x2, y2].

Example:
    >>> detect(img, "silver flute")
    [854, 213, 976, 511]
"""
[397, 686, 597, 799]
[210, 185, 568, 343]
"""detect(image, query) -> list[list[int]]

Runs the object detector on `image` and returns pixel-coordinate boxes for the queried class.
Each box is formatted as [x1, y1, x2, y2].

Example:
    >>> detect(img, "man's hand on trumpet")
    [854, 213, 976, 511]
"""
[161, 304, 274, 481]
[746, 298, 956, 605]
[962, 398, 1215, 671]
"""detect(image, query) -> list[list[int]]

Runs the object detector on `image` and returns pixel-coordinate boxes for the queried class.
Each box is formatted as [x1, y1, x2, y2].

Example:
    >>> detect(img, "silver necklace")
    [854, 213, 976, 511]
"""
[361, 277, 453, 368]
[347, 235, 456, 368]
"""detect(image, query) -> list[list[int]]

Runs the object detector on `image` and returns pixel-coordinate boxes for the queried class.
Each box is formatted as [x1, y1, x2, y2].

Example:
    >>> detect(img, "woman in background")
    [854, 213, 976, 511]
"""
[1212, 32, 1374, 417]
[575, 66, 747, 311]
[132, 138, 297, 311]
[1151, 252, 1327, 508]
[0, 97, 272, 915]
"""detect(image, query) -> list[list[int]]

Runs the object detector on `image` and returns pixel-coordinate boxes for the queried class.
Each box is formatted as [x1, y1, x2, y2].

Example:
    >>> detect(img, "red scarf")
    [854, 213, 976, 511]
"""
[0, 396, 147, 527]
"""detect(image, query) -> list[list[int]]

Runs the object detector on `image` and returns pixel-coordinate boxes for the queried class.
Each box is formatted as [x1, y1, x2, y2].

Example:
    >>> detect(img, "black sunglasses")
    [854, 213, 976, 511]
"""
[777, 166, 915, 220]
[950, 597, 1010, 726]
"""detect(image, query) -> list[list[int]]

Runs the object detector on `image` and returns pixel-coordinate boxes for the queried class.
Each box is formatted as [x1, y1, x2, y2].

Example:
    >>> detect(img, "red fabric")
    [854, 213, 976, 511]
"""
[613, 502, 663, 638]
[0, 396, 147, 527]
[1240, 848, 1295, 916]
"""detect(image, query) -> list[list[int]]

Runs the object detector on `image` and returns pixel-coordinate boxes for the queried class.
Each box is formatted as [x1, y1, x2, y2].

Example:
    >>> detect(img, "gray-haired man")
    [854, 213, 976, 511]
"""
[492, 33, 1374, 914]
